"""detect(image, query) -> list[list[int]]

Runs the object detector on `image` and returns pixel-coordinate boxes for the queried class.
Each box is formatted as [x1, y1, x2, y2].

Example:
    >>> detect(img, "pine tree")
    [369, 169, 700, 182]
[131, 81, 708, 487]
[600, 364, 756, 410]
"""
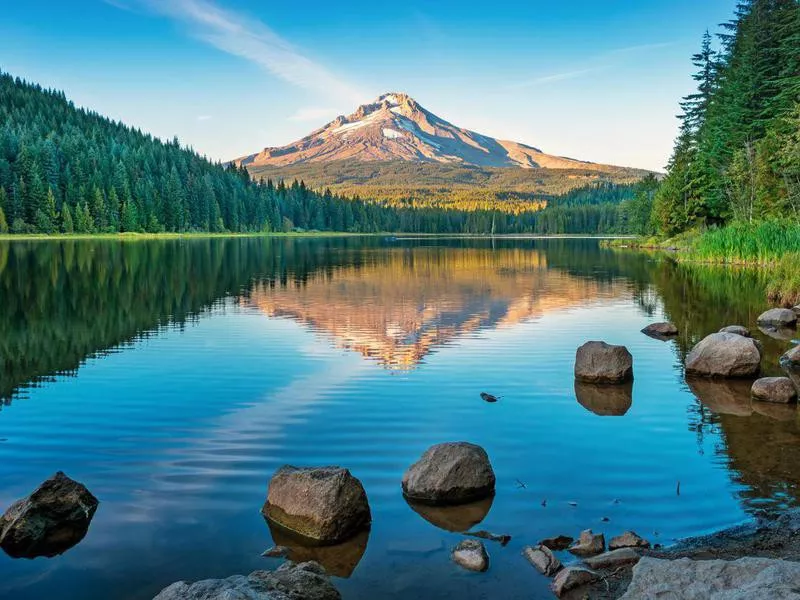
[0, 204, 7, 234]
[121, 201, 139, 232]
[61, 203, 74, 234]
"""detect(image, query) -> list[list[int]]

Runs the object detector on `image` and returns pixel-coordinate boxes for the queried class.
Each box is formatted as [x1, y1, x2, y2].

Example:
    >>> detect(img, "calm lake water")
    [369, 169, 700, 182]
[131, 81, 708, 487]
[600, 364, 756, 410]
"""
[0, 236, 798, 599]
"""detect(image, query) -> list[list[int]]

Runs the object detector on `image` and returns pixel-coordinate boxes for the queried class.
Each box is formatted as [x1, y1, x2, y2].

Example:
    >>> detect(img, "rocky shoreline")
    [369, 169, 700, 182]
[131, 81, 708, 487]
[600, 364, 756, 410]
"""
[581, 510, 800, 599]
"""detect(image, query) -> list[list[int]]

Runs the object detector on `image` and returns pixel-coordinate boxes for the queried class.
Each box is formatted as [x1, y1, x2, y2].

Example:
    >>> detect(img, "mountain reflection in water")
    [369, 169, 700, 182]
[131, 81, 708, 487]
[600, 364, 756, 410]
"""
[1, 236, 799, 600]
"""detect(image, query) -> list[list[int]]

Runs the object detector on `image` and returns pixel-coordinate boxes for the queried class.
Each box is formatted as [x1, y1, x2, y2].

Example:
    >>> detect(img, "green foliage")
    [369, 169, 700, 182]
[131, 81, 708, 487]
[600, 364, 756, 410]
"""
[0, 204, 7, 234]
[766, 252, 800, 305]
[690, 221, 800, 263]
[653, 0, 800, 233]
[60, 202, 73, 234]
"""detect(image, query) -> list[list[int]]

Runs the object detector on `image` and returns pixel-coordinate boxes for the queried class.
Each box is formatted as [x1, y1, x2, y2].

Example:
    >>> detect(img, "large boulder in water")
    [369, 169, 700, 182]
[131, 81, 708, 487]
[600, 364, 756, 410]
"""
[574, 341, 633, 384]
[0, 471, 99, 558]
[684, 332, 761, 378]
[402, 442, 495, 505]
[751, 377, 797, 404]
[757, 308, 798, 328]
[153, 561, 341, 600]
[262, 466, 370, 544]
[781, 345, 800, 395]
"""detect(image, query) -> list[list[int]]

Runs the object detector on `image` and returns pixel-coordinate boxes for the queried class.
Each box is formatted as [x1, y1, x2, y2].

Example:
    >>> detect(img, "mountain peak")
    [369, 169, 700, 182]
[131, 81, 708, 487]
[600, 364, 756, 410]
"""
[235, 93, 616, 171]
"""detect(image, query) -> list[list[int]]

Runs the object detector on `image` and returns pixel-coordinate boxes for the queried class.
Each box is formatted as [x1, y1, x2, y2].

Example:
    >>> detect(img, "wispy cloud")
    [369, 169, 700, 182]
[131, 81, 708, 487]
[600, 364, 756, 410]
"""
[509, 40, 677, 90]
[288, 107, 340, 122]
[509, 67, 606, 89]
[111, 0, 365, 104]
[196, 114, 212, 121]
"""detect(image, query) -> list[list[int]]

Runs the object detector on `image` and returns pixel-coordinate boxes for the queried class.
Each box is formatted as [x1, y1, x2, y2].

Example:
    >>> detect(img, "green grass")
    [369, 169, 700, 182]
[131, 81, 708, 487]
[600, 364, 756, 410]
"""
[766, 252, 800, 306]
[689, 221, 800, 264]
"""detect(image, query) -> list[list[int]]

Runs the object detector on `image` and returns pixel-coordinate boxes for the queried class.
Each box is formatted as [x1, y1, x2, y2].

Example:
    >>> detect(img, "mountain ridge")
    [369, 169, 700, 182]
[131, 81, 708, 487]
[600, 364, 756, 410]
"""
[234, 92, 627, 171]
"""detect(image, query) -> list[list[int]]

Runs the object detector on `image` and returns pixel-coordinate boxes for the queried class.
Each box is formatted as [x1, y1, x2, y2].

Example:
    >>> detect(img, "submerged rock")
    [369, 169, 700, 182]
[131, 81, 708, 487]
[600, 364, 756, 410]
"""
[781, 345, 800, 395]
[620, 556, 800, 600]
[551, 566, 599, 598]
[402, 442, 495, 505]
[0, 471, 99, 559]
[584, 547, 641, 569]
[568, 529, 605, 557]
[575, 381, 632, 416]
[262, 466, 370, 543]
[266, 519, 369, 578]
[751, 377, 798, 404]
[574, 341, 634, 384]
[641, 322, 679, 338]
[757, 308, 798, 328]
[609, 530, 651, 550]
[684, 332, 761, 378]
[451, 539, 489, 572]
[539, 535, 574, 551]
[719, 325, 751, 337]
[405, 496, 493, 532]
[523, 544, 562, 576]
[153, 561, 341, 600]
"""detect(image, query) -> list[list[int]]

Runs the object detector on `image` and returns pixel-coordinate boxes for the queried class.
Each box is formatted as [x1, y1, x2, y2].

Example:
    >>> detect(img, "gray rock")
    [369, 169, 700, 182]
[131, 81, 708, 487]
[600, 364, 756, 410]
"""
[585, 547, 641, 569]
[262, 466, 370, 543]
[0, 471, 99, 558]
[574, 341, 633, 384]
[751, 377, 797, 404]
[539, 535, 574, 551]
[551, 566, 599, 598]
[685, 332, 761, 378]
[757, 308, 798, 328]
[782, 345, 800, 395]
[609, 530, 651, 550]
[522, 544, 562, 576]
[568, 529, 605, 557]
[642, 322, 679, 338]
[794, 305, 800, 317]
[451, 539, 489, 572]
[402, 442, 495, 505]
[619, 556, 800, 599]
[719, 325, 751, 337]
[153, 561, 341, 600]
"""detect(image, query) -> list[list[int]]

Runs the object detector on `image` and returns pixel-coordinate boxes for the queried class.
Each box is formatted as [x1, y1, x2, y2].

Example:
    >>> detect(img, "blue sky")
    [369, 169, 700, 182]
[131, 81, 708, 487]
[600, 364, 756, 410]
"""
[1, 0, 735, 170]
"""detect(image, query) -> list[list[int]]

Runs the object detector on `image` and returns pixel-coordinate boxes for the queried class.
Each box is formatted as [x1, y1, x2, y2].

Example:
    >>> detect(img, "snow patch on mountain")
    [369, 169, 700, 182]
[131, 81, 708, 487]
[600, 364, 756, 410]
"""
[382, 128, 403, 139]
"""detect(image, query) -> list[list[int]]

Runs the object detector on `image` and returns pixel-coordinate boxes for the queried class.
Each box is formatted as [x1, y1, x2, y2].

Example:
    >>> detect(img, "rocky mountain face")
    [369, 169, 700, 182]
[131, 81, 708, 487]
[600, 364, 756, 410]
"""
[235, 93, 619, 171]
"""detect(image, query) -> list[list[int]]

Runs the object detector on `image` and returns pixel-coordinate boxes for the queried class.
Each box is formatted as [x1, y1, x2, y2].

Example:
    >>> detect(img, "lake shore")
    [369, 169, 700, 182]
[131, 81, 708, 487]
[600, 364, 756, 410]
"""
[602, 224, 800, 307]
[585, 511, 800, 599]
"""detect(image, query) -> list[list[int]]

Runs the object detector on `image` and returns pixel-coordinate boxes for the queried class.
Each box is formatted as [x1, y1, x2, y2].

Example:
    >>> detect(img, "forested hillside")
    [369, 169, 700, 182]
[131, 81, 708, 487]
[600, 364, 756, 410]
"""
[248, 160, 648, 213]
[649, 0, 800, 235]
[0, 71, 647, 235]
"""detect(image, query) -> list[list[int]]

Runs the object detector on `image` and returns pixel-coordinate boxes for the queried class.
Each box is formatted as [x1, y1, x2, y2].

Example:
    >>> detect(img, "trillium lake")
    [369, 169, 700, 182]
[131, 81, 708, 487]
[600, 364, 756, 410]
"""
[0, 236, 798, 599]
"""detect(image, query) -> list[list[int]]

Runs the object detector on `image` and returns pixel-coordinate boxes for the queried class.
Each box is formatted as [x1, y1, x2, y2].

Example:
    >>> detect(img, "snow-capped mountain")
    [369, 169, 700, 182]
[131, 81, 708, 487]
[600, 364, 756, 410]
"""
[235, 93, 616, 170]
